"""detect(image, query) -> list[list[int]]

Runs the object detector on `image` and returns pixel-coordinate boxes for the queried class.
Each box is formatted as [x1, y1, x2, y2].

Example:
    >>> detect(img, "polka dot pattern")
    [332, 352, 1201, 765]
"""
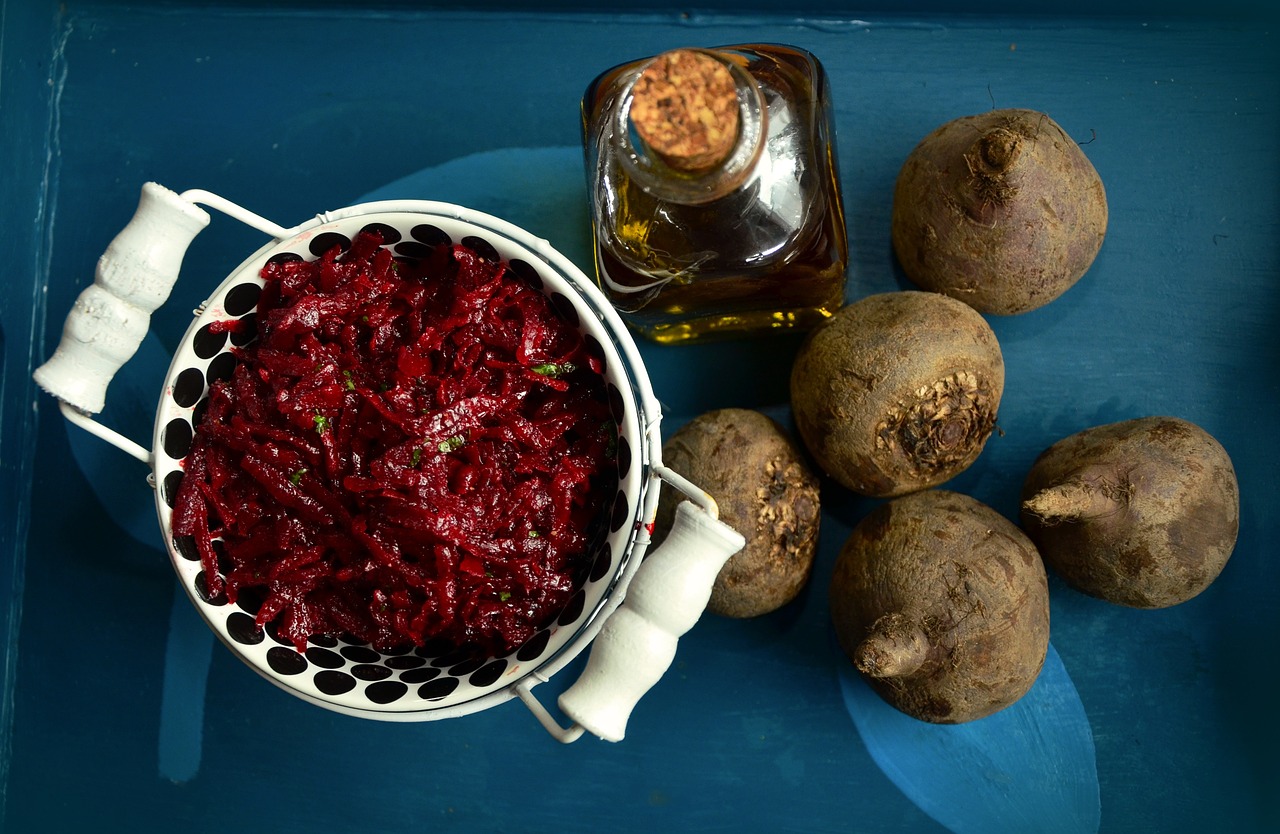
[309, 231, 350, 257]
[224, 283, 261, 316]
[192, 324, 227, 359]
[162, 419, 192, 459]
[172, 368, 204, 408]
[154, 209, 649, 718]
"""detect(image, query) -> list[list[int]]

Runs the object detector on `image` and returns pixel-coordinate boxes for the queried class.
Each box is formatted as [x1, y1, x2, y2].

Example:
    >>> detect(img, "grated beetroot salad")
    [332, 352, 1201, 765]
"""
[171, 231, 617, 658]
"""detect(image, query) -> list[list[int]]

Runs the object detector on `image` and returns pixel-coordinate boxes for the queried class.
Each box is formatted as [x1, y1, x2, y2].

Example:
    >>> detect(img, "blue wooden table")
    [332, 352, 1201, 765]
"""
[2, 2, 1276, 832]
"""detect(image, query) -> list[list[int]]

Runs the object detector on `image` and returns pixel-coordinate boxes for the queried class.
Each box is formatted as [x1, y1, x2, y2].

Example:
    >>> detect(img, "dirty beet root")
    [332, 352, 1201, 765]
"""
[891, 108, 1108, 315]
[830, 490, 1050, 724]
[790, 291, 1004, 498]
[1020, 416, 1239, 608]
[654, 408, 820, 618]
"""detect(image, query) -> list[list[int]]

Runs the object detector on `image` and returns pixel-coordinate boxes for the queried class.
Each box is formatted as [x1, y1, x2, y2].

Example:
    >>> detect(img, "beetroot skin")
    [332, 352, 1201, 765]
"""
[891, 108, 1108, 315]
[1020, 416, 1239, 608]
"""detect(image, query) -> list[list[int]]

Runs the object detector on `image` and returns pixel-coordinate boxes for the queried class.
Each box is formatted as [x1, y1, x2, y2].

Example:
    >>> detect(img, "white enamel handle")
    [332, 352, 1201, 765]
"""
[33, 182, 210, 415]
[555, 499, 745, 742]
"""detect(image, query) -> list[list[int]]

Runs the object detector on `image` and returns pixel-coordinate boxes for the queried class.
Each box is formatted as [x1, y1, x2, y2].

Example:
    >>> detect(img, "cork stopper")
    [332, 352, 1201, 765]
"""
[630, 49, 740, 173]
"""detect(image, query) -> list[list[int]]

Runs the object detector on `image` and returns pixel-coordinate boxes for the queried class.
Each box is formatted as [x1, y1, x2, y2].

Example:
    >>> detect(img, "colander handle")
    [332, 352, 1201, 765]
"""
[33, 182, 211, 418]
[554, 496, 745, 743]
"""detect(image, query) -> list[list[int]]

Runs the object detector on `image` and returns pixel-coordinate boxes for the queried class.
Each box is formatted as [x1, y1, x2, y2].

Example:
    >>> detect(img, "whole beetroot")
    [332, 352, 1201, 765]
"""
[654, 408, 820, 618]
[891, 108, 1108, 315]
[790, 291, 1004, 498]
[830, 490, 1050, 724]
[1020, 416, 1239, 608]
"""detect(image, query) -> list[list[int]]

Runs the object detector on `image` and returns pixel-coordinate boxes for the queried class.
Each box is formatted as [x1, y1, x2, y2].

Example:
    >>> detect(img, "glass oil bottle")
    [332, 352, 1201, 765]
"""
[582, 44, 849, 344]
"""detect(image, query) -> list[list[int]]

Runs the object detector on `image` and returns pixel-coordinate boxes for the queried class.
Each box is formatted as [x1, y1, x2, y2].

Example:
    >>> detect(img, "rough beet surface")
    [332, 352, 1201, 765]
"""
[830, 490, 1050, 724]
[790, 291, 1004, 498]
[654, 408, 820, 618]
[1020, 416, 1239, 608]
[891, 108, 1108, 315]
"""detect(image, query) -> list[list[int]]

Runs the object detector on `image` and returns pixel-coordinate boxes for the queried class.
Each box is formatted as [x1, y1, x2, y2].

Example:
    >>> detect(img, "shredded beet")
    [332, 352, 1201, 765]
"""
[171, 231, 617, 658]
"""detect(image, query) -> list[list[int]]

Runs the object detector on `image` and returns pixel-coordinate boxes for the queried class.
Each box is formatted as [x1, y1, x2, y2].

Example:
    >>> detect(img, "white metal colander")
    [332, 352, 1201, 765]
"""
[34, 182, 744, 743]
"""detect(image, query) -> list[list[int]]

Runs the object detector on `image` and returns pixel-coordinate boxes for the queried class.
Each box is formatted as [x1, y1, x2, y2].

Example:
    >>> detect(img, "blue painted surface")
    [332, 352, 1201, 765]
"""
[840, 643, 1099, 834]
[2, 2, 1278, 833]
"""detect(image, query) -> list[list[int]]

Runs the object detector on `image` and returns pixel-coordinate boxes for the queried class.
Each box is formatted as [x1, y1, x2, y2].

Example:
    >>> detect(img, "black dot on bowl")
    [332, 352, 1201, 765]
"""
[162, 418, 193, 459]
[305, 647, 345, 669]
[607, 383, 626, 424]
[583, 334, 606, 368]
[314, 670, 357, 696]
[385, 655, 426, 670]
[380, 643, 414, 657]
[235, 585, 267, 616]
[340, 645, 382, 664]
[264, 620, 294, 647]
[431, 645, 479, 669]
[205, 352, 238, 384]
[227, 611, 265, 645]
[418, 677, 460, 701]
[416, 636, 455, 660]
[411, 224, 451, 247]
[469, 660, 507, 688]
[366, 681, 408, 704]
[192, 323, 228, 360]
[223, 283, 261, 317]
[549, 292, 580, 328]
[516, 630, 551, 662]
[610, 490, 630, 533]
[507, 259, 542, 291]
[162, 471, 183, 507]
[589, 542, 613, 583]
[616, 435, 631, 478]
[360, 222, 402, 245]
[309, 634, 339, 648]
[399, 667, 440, 684]
[393, 241, 434, 260]
[267, 646, 309, 676]
[557, 590, 586, 627]
[461, 235, 500, 263]
[193, 571, 227, 606]
[172, 367, 205, 408]
[351, 664, 393, 682]
[173, 535, 199, 562]
[212, 539, 230, 574]
[192, 397, 210, 429]
[309, 232, 350, 257]
[267, 251, 304, 266]
[230, 313, 258, 347]
[447, 657, 485, 678]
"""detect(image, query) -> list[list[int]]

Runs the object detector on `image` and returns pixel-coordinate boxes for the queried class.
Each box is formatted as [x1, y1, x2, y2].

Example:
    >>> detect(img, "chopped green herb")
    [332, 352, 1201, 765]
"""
[410, 447, 422, 467]
[499, 591, 512, 602]
[600, 419, 619, 458]
[531, 361, 576, 377]
[289, 468, 308, 485]
[313, 412, 330, 433]
[437, 434, 465, 454]
[342, 369, 356, 391]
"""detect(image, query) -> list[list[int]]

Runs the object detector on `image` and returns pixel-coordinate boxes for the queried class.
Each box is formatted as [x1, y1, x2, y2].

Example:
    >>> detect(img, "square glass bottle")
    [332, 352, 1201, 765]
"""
[582, 44, 849, 344]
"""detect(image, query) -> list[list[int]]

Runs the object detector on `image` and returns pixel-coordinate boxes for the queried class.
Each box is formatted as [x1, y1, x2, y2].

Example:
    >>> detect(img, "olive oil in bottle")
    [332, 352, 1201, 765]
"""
[582, 44, 849, 344]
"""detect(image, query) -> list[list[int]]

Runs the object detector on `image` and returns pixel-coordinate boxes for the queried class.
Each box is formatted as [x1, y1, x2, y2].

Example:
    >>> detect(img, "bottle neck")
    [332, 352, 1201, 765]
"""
[611, 51, 767, 206]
